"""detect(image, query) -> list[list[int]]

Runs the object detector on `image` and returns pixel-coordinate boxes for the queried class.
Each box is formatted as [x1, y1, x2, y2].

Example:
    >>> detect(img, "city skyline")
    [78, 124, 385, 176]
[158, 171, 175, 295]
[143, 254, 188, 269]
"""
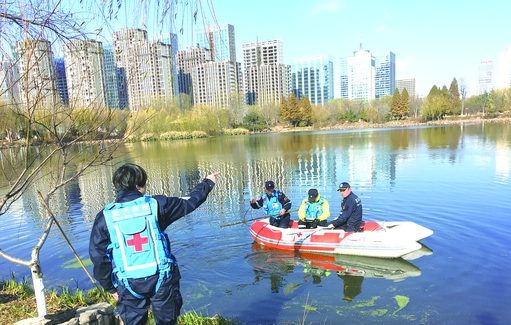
[66, 1, 511, 98]
[178, 0, 511, 97]
[4, 1, 511, 112]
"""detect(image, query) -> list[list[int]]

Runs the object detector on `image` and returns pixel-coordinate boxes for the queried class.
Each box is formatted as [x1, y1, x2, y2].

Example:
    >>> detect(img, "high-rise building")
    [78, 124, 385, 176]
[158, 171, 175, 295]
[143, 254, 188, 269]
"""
[53, 58, 69, 106]
[396, 77, 416, 97]
[112, 28, 176, 111]
[477, 61, 494, 94]
[184, 24, 243, 108]
[63, 39, 107, 108]
[15, 39, 58, 109]
[340, 44, 375, 100]
[150, 33, 179, 97]
[498, 46, 511, 89]
[242, 39, 291, 106]
[177, 46, 242, 108]
[195, 23, 236, 62]
[190, 61, 242, 108]
[291, 55, 334, 105]
[177, 47, 213, 96]
[102, 44, 122, 109]
[0, 59, 18, 104]
[375, 52, 395, 98]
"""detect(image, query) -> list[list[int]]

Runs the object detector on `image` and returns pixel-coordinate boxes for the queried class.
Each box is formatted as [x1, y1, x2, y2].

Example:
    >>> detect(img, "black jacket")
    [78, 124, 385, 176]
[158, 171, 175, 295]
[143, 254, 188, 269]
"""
[89, 178, 215, 293]
[330, 192, 363, 229]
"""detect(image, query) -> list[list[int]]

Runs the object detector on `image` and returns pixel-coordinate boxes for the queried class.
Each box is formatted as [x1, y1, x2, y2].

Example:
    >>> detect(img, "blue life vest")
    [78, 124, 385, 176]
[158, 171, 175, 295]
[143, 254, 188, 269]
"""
[262, 191, 282, 217]
[103, 195, 174, 299]
[305, 198, 324, 221]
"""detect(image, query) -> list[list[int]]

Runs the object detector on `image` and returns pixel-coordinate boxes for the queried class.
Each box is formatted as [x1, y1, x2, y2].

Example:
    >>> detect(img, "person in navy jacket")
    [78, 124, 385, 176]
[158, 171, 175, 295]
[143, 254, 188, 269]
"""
[89, 163, 219, 325]
[327, 182, 363, 232]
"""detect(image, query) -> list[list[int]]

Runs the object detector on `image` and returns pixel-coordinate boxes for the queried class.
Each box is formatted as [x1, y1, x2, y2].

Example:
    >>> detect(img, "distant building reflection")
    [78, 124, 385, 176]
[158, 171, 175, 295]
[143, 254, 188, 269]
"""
[2, 124, 507, 262]
[495, 141, 510, 184]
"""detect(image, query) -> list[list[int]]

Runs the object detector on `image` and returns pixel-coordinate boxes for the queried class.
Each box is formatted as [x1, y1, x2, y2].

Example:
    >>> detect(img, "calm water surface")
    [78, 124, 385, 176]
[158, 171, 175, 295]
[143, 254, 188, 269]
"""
[1, 123, 510, 324]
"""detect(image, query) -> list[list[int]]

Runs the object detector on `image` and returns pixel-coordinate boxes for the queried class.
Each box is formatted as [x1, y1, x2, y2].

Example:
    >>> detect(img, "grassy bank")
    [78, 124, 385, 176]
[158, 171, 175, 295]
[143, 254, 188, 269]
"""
[0, 277, 240, 325]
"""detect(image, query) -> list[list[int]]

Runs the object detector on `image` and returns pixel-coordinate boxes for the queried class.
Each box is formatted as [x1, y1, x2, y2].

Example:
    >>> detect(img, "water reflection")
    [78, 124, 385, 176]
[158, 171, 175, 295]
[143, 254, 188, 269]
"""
[1, 123, 510, 324]
[3, 124, 509, 230]
[247, 245, 296, 294]
[246, 243, 431, 299]
[338, 273, 364, 302]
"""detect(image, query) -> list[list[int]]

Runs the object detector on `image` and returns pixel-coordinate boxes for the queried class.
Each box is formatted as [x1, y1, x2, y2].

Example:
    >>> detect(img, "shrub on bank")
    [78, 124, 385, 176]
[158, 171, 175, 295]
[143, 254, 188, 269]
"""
[140, 133, 158, 142]
[190, 131, 208, 138]
[223, 128, 249, 136]
[160, 131, 192, 140]
[122, 130, 211, 142]
[125, 134, 140, 142]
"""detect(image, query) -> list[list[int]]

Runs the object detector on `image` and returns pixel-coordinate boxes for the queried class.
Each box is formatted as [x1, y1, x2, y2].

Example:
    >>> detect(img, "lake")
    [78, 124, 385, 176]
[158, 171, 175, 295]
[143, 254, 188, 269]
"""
[1, 122, 510, 324]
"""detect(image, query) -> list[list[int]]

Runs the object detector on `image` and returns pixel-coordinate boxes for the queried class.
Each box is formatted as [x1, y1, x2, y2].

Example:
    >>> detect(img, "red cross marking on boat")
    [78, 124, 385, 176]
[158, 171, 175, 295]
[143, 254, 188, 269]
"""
[126, 233, 149, 252]
[297, 232, 303, 237]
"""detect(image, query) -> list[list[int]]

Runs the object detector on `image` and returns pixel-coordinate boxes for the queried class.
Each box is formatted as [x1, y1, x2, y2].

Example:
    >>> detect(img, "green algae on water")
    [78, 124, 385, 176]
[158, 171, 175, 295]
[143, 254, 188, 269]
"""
[371, 309, 388, 317]
[302, 304, 317, 312]
[393, 295, 410, 314]
[352, 296, 379, 308]
[63, 257, 92, 269]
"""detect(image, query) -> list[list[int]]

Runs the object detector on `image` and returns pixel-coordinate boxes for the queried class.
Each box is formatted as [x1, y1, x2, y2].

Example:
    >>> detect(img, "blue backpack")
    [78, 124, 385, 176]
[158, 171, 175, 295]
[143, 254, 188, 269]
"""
[103, 195, 174, 298]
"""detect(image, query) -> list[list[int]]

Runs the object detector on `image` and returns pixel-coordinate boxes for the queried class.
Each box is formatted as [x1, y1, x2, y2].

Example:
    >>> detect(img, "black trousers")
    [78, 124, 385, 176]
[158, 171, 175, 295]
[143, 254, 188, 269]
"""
[336, 223, 361, 232]
[298, 219, 327, 229]
[116, 265, 183, 325]
[270, 214, 291, 228]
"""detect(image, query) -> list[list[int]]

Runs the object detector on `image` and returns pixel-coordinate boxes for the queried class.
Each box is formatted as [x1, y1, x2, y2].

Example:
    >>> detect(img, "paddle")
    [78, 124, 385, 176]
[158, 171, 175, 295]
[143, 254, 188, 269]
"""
[298, 226, 328, 241]
[220, 209, 299, 228]
[285, 225, 330, 237]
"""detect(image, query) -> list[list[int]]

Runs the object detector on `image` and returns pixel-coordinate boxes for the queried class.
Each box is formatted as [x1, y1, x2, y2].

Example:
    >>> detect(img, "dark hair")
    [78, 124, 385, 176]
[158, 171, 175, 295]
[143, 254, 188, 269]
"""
[112, 163, 147, 192]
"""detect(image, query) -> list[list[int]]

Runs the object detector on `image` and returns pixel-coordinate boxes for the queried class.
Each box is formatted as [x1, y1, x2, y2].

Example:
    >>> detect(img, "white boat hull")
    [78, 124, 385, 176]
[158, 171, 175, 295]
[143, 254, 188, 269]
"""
[250, 219, 433, 258]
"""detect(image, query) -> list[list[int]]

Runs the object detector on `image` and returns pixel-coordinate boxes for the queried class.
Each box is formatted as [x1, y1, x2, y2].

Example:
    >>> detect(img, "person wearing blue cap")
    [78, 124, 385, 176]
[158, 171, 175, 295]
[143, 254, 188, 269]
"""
[327, 182, 363, 232]
[250, 180, 292, 228]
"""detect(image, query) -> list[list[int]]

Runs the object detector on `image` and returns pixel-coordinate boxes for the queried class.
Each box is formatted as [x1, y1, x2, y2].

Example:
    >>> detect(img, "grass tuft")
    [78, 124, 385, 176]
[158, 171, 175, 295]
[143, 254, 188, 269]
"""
[178, 311, 241, 325]
[0, 276, 239, 325]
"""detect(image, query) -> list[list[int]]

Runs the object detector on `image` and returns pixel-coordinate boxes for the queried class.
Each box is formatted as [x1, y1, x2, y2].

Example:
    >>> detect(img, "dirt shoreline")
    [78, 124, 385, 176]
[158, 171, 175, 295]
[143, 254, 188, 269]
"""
[276, 116, 511, 132]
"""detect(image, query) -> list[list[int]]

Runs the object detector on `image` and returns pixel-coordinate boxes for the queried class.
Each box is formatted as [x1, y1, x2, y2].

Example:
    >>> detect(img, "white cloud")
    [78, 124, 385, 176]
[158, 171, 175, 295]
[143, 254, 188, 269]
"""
[311, 0, 346, 15]
[396, 55, 420, 73]
[376, 25, 394, 37]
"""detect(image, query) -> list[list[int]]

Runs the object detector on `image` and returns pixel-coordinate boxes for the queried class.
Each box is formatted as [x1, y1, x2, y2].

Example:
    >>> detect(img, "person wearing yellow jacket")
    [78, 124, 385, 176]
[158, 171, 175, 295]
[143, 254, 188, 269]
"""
[298, 189, 330, 229]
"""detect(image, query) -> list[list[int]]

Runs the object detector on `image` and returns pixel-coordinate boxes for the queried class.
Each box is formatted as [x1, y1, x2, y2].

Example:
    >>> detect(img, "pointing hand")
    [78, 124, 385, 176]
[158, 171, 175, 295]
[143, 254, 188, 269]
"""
[206, 172, 220, 184]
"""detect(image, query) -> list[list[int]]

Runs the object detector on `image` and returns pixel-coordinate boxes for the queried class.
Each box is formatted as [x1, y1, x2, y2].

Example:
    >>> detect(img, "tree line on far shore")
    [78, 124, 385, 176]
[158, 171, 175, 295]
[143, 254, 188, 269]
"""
[1, 81, 510, 144]
[277, 78, 511, 128]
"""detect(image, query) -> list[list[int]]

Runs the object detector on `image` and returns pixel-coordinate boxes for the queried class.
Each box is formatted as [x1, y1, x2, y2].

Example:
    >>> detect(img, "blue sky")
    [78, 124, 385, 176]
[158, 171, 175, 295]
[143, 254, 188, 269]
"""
[105, 0, 511, 98]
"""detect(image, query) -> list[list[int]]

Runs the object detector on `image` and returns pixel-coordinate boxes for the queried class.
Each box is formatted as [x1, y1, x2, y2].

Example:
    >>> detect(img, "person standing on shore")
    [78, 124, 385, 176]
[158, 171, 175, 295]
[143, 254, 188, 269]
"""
[250, 180, 292, 228]
[89, 163, 219, 325]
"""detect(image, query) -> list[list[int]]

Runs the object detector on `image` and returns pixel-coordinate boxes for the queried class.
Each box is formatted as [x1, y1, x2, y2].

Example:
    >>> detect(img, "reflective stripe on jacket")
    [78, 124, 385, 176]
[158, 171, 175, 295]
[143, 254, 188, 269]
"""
[262, 190, 283, 216]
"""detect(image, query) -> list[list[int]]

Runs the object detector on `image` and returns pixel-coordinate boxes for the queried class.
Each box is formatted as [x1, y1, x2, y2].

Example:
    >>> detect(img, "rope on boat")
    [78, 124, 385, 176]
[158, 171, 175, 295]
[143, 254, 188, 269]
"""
[220, 209, 300, 227]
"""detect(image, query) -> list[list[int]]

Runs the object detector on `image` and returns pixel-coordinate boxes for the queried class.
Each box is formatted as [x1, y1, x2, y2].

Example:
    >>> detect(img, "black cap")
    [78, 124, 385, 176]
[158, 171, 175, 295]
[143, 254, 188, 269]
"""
[265, 181, 275, 190]
[337, 182, 350, 191]
[308, 188, 318, 201]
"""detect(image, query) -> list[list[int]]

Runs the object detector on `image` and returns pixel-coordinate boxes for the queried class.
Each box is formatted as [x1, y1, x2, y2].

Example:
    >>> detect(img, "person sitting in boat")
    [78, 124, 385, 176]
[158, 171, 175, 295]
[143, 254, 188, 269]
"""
[250, 180, 292, 228]
[327, 182, 363, 232]
[298, 189, 330, 229]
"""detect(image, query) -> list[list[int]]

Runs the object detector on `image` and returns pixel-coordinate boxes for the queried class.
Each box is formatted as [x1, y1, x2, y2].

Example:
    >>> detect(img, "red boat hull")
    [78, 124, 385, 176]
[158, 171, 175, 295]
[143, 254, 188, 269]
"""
[249, 219, 432, 258]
